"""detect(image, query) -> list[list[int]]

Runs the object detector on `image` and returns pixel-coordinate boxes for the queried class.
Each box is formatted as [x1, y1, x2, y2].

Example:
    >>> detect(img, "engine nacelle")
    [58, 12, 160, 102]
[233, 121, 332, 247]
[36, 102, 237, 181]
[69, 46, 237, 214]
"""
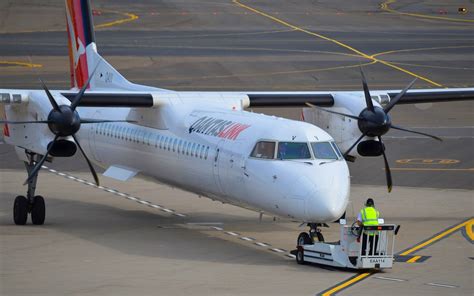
[357, 140, 384, 157]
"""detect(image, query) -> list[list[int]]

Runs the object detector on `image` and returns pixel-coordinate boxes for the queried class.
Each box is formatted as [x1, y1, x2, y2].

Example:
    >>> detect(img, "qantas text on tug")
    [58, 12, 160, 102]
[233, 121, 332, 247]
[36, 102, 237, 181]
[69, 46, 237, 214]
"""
[1, 0, 473, 242]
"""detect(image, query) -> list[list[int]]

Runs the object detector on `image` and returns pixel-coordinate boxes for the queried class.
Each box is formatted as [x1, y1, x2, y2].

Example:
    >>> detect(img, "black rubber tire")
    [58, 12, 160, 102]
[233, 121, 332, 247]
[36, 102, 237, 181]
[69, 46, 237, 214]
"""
[297, 232, 312, 246]
[13, 195, 28, 225]
[296, 248, 305, 265]
[31, 195, 45, 225]
[316, 232, 325, 242]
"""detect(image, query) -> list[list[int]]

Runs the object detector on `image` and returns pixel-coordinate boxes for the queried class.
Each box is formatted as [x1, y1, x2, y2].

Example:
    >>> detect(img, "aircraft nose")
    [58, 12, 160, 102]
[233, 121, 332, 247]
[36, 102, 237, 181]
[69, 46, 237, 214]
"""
[305, 162, 350, 222]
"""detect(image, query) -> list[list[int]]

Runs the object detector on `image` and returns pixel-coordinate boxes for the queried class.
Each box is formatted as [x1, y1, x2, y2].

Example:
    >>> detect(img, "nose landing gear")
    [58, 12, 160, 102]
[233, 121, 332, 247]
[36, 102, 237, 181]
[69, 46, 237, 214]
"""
[297, 223, 326, 246]
[13, 153, 46, 225]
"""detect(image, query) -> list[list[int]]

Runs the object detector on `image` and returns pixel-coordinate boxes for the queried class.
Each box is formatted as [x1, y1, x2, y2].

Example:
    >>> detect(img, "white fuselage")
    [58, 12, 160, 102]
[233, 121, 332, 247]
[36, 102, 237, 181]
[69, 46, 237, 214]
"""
[74, 99, 350, 222]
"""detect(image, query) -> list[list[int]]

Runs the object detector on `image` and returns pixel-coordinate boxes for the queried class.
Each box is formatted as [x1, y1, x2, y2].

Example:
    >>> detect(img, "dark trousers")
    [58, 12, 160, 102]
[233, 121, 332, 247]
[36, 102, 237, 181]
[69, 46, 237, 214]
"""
[361, 233, 379, 255]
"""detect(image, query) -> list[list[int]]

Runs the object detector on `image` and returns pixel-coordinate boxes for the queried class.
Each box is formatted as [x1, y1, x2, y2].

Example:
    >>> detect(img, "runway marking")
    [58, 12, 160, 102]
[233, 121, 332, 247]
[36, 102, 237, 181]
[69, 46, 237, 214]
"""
[396, 159, 460, 165]
[318, 272, 373, 296]
[406, 255, 422, 263]
[254, 242, 270, 247]
[399, 218, 474, 256]
[240, 236, 255, 241]
[381, 0, 474, 23]
[0, 61, 42, 69]
[373, 276, 406, 282]
[41, 166, 186, 217]
[425, 282, 459, 289]
[94, 10, 139, 29]
[232, 0, 444, 87]
[461, 220, 474, 244]
[388, 167, 474, 172]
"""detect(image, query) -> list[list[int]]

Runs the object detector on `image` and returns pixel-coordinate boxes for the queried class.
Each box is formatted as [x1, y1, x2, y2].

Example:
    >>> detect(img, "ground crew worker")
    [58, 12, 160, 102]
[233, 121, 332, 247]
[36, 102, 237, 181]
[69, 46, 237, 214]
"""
[356, 198, 380, 255]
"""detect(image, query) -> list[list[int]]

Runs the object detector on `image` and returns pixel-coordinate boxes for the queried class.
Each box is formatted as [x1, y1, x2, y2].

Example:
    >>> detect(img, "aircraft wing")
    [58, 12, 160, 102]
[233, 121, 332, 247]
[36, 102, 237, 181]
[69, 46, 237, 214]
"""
[245, 88, 474, 107]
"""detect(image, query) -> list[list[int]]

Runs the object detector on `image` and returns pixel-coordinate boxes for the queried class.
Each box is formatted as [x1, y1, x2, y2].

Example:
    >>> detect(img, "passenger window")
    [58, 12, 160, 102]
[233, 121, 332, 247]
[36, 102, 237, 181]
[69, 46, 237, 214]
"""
[191, 143, 196, 157]
[250, 141, 276, 159]
[277, 142, 311, 160]
[205, 146, 209, 160]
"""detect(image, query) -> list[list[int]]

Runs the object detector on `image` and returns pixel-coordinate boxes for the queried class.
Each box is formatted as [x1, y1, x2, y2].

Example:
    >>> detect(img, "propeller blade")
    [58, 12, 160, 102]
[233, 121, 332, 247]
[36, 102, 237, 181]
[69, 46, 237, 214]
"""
[0, 120, 51, 124]
[70, 62, 101, 110]
[72, 134, 100, 186]
[343, 133, 367, 157]
[391, 125, 442, 141]
[23, 135, 60, 185]
[379, 136, 393, 193]
[360, 68, 374, 112]
[39, 78, 61, 112]
[80, 119, 137, 124]
[384, 78, 417, 113]
[305, 103, 364, 121]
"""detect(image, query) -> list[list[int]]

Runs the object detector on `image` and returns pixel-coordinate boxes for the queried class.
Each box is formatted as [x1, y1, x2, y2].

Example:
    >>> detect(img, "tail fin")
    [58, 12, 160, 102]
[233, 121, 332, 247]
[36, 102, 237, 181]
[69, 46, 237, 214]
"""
[65, 0, 166, 91]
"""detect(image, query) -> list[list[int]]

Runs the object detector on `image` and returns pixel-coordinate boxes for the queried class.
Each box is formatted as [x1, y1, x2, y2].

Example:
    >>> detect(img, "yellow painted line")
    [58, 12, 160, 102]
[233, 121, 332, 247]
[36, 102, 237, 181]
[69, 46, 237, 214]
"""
[321, 272, 372, 296]
[0, 61, 42, 68]
[381, 0, 474, 24]
[406, 255, 421, 263]
[400, 219, 473, 256]
[372, 45, 474, 59]
[95, 10, 139, 29]
[466, 220, 474, 241]
[232, 0, 444, 87]
[388, 168, 474, 172]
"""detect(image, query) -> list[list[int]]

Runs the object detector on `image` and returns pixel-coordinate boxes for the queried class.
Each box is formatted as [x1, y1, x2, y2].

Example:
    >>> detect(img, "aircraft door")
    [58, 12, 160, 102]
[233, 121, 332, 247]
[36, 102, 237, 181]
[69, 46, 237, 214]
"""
[218, 139, 248, 202]
[213, 140, 226, 197]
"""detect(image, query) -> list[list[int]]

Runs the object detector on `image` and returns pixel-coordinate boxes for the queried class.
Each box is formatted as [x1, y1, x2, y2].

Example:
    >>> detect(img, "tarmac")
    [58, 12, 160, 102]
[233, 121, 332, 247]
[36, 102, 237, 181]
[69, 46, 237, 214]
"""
[1, 0, 473, 295]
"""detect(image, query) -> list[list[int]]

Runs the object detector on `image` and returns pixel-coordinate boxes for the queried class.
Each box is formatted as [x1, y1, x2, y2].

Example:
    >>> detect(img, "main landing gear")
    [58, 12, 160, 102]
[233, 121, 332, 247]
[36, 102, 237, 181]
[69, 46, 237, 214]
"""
[13, 153, 46, 225]
[297, 223, 326, 246]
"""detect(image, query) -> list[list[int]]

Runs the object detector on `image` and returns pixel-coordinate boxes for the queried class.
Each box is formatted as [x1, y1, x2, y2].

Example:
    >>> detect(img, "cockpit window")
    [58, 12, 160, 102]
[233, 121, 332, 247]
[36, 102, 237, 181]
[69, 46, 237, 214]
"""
[250, 141, 276, 159]
[311, 142, 338, 160]
[277, 142, 311, 160]
[330, 141, 343, 158]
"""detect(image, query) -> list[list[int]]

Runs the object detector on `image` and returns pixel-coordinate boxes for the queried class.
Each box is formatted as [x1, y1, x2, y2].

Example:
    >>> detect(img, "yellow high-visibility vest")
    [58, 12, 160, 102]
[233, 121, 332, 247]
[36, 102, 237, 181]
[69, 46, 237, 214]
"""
[360, 206, 379, 226]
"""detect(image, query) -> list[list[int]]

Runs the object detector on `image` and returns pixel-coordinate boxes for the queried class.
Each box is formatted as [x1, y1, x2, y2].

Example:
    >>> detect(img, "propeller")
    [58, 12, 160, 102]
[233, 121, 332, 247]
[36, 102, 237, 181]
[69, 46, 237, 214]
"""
[306, 69, 442, 192]
[2, 63, 133, 186]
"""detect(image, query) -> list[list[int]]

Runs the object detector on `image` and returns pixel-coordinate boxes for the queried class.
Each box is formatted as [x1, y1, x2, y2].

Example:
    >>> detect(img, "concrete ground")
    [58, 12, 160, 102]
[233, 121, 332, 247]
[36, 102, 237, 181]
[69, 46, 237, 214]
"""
[1, 0, 473, 295]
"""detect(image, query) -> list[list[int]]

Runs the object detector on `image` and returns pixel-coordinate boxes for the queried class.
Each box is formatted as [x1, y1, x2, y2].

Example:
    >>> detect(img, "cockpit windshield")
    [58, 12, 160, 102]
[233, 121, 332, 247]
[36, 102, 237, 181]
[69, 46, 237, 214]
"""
[311, 142, 339, 160]
[277, 142, 311, 160]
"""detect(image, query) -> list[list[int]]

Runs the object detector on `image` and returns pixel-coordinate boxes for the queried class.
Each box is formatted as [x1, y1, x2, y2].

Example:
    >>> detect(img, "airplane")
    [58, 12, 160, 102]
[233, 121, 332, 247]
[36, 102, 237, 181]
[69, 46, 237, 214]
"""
[1, 0, 473, 244]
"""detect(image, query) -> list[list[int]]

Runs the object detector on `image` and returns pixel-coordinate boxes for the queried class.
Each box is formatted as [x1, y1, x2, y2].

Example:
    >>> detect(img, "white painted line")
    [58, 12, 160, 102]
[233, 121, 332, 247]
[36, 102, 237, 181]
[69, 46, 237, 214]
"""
[240, 236, 255, 241]
[67, 176, 76, 180]
[210, 226, 224, 231]
[49, 169, 57, 173]
[85, 182, 95, 186]
[116, 192, 128, 197]
[187, 222, 223, 225]
[426, 283, 458, 289]
[286, 254, 296, 258]
[57, 172, 66, 176]
[127, 197, 138, 201]
[161, 208, 174, 213]
[225, 231, 240, 236]
[270, 248, 286, 253]
[149, 204, 163, 209]
[254, 242, 270, 247]
[76, 179, 85, 183]
[106, 189, 117, 193]
[97, 186, 104, 189]
[138, 200, 150, 205]
[42, 165, 49, 169]
[374, 276, 407, 282]
[173, 213, 186, 217]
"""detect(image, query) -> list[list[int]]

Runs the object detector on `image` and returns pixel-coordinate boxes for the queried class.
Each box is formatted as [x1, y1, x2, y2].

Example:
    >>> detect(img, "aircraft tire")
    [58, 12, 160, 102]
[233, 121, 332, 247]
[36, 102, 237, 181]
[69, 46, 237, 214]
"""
[13, 195, 28, 225]
[31, 195, 45, 225]
[297, 232, 312, 246]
